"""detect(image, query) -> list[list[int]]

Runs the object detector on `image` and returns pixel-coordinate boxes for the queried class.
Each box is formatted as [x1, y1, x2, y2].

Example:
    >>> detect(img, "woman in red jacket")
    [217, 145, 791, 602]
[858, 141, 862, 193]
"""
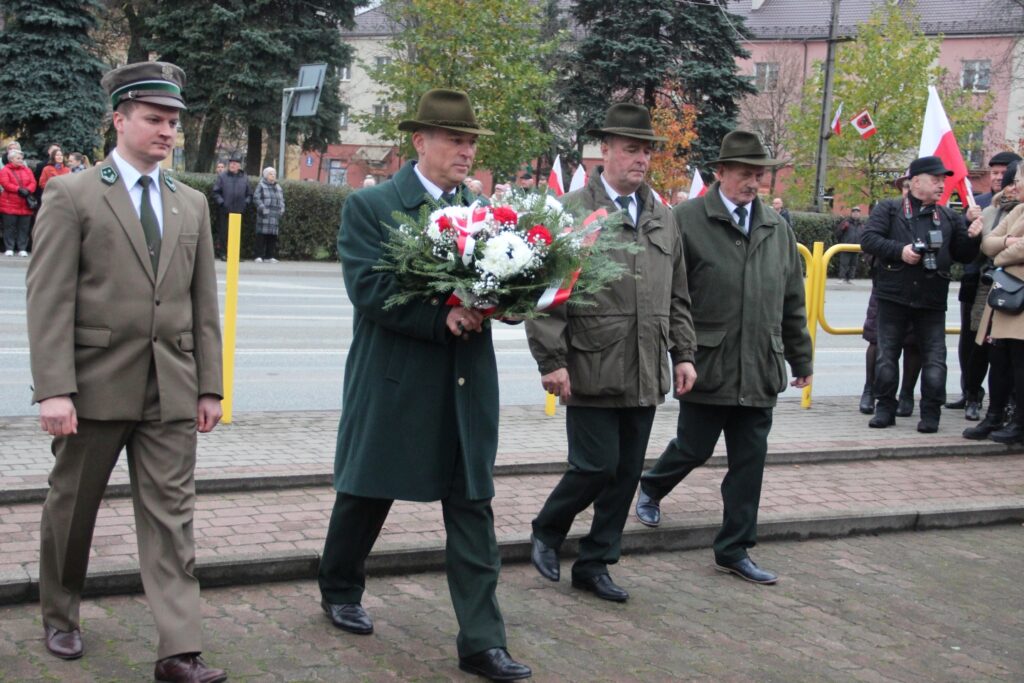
[38, 149, 71, 193]
[0, 148, 37, 256]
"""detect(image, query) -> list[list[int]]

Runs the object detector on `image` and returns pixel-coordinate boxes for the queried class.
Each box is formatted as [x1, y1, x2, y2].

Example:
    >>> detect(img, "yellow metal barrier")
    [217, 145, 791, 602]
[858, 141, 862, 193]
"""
[221, 213, 242, 424]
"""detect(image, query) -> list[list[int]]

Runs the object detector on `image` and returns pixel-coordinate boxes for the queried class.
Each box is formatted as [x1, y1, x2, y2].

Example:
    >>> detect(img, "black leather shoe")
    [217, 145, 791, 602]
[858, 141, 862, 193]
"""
[715, 557, 778, 585]
[458, 647, 532, 681]
[896, 394, 914, 418]
[321, 599, 373, 634]
[917, 419, 939, 433]
[859, 385, 874, 414]
[43, 624, 82, 660]
[963, 413, 1003, 440]
[154, 654, 227, 683]
[571, 573, 629, 602]
[990, 422, 1024, 444]
[530, 533, 559, 582]
[868, 412, 895, 428]
[634, 489, 661, 527]
[945, 395, 967, 410]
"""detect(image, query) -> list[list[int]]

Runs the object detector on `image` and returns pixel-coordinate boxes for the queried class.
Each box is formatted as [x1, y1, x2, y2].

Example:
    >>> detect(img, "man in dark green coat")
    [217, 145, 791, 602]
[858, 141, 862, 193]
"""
[635, 130, 813, 585]
[318, 89, 531, 682]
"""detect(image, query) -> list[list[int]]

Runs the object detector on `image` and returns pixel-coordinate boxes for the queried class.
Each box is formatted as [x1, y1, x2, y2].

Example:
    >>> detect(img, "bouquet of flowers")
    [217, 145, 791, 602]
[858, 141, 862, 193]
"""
[377, 190, 633, 319]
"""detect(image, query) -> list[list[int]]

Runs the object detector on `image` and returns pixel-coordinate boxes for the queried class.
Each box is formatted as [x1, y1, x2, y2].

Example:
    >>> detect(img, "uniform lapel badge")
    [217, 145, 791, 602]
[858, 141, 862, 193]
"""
[100, 166, 118, 185]
[171, 206, 179, 215]
[163, 174, 177, 192]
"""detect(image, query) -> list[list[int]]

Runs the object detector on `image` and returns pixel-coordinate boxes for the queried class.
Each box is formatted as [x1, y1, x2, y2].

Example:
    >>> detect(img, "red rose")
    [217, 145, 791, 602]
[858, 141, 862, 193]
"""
[526, 225, 553, 245]
[437, 216, 455, 233]
[492, 206, 518, 225]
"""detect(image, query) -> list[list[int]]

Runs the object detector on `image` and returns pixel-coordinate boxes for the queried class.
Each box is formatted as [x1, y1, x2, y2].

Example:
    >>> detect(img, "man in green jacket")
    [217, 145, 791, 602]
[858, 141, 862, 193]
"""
[526, 103, 697, 602]
[318, 89, 531, 682]
[635, 130, 813, 585]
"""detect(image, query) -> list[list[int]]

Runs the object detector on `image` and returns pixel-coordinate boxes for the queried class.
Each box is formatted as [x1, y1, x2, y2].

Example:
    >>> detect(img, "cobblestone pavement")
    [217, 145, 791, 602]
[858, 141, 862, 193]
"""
[0, 397, 1014, 491]
[0, 526, 1020, 682]
[2, 455, 1021, 577]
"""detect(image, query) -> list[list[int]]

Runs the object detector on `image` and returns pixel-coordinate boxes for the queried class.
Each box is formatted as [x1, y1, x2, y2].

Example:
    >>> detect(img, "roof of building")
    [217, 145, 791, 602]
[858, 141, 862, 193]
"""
[726, 0, 1024, 40]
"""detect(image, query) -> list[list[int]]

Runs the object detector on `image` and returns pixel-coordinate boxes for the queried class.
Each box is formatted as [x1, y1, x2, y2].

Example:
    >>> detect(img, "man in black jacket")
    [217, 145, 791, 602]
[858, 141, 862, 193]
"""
[211, 155, 252, 259]
[861, 156, 983, 432]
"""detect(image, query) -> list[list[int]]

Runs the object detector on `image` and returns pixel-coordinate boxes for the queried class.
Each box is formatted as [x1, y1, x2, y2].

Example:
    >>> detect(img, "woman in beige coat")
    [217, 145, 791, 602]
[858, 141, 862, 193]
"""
[976, 164, 1024, 443]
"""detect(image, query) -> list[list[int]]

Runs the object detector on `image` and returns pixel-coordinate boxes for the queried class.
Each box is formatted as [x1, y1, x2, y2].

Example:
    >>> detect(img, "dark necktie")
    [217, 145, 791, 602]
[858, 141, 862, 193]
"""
[440, 191, 457, 205]
[616, 195, 634, 226]
[734, 205, 748, 234]
[138, 176, 161, 272]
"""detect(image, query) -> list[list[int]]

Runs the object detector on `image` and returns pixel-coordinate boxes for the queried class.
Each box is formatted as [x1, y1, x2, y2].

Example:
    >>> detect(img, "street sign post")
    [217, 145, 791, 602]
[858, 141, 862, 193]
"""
[279, 63, 327, 179]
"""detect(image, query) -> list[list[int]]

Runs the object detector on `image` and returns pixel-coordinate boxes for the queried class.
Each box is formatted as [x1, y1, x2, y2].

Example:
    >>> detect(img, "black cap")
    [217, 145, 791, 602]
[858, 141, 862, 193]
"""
[989, 151, 1022, 167]
[1001, 161, 1020, 190]
[228, 154, 243, 163]
[908, 155, 953, 178]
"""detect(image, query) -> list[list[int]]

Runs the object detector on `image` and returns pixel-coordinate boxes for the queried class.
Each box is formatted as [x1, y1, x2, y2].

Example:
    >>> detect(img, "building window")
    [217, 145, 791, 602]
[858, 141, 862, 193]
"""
[373, 103, 390, 119]
[962, 60, 991, 92]
[340, 60, 351, 81]
[339, 105, 350, 130]
[375, 56, 392, 68]
[328, 160, 347, 187]
[963, 128, 985, 168]
[754, 62, 779, 92]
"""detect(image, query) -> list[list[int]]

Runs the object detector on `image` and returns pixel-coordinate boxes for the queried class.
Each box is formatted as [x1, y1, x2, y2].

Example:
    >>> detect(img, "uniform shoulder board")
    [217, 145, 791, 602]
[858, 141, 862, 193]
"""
[100, 166, 118, 185]
[163, 174, 177, 192]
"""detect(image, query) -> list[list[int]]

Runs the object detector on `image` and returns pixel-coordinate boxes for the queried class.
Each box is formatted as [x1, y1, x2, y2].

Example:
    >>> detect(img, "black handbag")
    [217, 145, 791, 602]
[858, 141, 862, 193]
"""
[12, 170, 39, 210]
[987, 268, 1024, 313]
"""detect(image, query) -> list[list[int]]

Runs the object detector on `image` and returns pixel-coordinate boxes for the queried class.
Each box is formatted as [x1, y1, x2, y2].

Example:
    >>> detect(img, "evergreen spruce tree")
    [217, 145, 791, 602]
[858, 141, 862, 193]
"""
[0, 0, 107, 158]
[565, 0, 755, 166]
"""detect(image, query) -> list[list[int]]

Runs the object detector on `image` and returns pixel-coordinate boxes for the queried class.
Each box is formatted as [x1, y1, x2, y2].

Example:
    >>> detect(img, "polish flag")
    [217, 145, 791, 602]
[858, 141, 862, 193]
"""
[688, 169, 707, 199]
[568, 164, 587, 192]
[547, 155, 564, 196]
[830, 102, 843, 136]
[650, 187, 670, 206]
[850, 110, 877, 139]
[918, 85, 972, 207]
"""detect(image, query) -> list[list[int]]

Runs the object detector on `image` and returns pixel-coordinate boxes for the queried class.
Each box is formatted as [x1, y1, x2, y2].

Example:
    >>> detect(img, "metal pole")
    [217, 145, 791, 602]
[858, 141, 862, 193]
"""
[278, 89, 296, 180]
[813, 0, 841, 213]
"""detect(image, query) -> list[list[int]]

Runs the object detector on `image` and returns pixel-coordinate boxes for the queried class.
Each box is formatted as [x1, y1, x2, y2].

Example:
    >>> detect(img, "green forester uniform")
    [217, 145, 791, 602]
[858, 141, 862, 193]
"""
[641, 182, 813, 563]
[319, 160, 506, 657]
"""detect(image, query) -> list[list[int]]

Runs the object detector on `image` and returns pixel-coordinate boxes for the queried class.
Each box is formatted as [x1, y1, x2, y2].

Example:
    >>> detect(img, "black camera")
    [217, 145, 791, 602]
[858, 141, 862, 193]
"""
[912, 230, 943, 271]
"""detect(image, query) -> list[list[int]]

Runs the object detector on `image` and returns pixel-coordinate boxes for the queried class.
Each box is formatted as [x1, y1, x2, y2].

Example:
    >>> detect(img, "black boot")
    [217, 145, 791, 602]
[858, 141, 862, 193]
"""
[859, 383, 875, 415]
[945, 395, 967, 410]
[965, 389, 984, 421]
[963, 412, 1003, 440]
[990, 421, 1024, 444]
[896, 392, 914, 418]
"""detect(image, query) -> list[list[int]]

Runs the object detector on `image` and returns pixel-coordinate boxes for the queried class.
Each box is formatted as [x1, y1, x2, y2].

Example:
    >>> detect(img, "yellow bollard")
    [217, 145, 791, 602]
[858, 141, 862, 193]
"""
[221, 212, 242, 424]
[545, 392, 557, 416]
[801, 241, 825, 408]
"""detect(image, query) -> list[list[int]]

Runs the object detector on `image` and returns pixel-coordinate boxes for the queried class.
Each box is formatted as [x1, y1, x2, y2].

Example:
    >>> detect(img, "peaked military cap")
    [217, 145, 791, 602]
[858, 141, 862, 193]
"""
[101, 61, 187, 111]
[397, 89, 493, 136]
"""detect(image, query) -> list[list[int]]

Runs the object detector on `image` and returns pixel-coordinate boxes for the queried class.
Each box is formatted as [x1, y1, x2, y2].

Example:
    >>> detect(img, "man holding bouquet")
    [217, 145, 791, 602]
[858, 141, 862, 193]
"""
[318, 89, 531, 682]
[525, 103, 697, 601]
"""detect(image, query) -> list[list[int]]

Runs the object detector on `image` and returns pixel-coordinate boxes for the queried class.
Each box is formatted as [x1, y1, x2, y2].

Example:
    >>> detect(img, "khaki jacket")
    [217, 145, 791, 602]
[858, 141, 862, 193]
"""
[525, 173, 695, 408]
[26, 161, 222, 421]
[977, 202, 1024, 342]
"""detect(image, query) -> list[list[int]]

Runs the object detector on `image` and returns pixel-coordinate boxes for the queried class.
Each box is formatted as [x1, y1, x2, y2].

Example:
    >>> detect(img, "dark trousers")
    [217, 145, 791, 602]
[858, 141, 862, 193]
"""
[318, 460, 506, 658]
[2, 213, 31, 252]
[532, 406, 657, 580]
[956, 300, 988, 396]
[640, 402, 773, 564]
[838, 252, 858, 280]
[1000, 339, 1024, 425]
[984, 341, 1012, 415]
[874, 299, 947, 419]
[254, 234, 277, 260]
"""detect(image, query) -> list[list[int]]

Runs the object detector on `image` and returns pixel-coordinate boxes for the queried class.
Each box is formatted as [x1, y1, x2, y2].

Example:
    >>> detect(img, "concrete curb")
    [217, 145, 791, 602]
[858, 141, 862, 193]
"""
[2, 444, 1018, 505]
[2, 500, 1021, 606]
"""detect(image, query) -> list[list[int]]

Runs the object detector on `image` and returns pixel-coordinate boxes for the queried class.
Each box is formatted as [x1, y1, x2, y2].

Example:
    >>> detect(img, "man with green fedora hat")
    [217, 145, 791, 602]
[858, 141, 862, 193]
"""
[636, 129, 813, 586]
[526, 101, 697, 603]
[318, 88, 531, 681]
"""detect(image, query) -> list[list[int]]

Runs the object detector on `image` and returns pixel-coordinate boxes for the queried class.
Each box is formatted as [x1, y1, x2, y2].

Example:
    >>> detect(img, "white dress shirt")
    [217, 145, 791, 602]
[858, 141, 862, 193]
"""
[600, 174, 638, 225]
[110, 148, 164, 235]
[718, 189, 751, 235]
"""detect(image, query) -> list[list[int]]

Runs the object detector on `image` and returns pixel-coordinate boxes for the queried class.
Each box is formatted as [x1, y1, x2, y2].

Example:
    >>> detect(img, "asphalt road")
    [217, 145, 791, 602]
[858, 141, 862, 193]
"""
[0, 258, 965, 417]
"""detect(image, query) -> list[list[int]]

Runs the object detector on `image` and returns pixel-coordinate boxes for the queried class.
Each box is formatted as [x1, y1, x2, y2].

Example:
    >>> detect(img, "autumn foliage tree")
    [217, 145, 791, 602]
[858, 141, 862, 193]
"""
[648, 97, 699, 198]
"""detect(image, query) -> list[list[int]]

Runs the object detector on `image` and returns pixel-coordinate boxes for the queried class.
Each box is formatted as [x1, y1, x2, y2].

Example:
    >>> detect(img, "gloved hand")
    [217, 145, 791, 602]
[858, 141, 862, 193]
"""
[17, 188, 29, 197]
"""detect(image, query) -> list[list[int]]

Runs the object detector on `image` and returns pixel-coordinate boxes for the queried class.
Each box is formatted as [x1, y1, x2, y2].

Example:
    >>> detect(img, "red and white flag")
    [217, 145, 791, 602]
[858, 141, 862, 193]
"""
[830, 102, 843, 136]
[536, 209, 607, 311]
[850, 110, 877, 139]
[688, 169, 707, 200]
[918, 85, 972, 207]
[547, 155, 565, 196]
[650, 188, 670, 206]
[568, 164, 587, 192]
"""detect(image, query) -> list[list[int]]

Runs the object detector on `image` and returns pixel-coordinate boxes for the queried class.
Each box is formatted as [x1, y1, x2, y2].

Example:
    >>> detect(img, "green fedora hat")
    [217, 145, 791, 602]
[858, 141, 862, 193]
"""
[397, 88, 494, 136]
[710, 129, 781, 166]
[585, 103, 667, 143]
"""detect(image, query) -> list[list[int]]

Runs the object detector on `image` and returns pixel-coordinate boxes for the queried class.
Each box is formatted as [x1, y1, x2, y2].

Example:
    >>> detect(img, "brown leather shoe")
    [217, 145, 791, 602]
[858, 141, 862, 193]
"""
[43, 624, 83, 660]
[154, 654, 227, 683]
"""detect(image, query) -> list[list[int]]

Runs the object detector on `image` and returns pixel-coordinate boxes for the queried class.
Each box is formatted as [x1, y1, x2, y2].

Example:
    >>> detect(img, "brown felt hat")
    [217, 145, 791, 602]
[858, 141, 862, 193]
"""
[102, 61, 187, 111]
[586, 103, 666, 142]
[397, 89, 493, 136]
[710, 130, 781, 167]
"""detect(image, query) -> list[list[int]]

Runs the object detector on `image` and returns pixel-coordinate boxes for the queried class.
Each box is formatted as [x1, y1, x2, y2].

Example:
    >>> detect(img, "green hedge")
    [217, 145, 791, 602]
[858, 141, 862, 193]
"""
[789, 210, 867, 278]
[172, 172, 351, 261]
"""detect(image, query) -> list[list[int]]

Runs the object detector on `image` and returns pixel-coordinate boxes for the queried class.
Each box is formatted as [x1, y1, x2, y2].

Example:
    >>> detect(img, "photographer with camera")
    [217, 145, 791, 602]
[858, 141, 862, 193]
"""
[861, 156, 982, 432]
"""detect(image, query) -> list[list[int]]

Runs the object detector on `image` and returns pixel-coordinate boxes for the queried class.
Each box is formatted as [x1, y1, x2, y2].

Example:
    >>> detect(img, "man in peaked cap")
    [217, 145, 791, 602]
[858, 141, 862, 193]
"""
[635, 130, 813, 585]
[317, 88, 531, 681]
[26, 61, 226, 682]
[525, 102, 697, 603]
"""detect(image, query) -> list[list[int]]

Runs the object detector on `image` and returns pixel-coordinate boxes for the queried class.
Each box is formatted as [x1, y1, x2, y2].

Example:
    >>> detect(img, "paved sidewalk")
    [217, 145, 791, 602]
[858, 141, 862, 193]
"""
[1, 526, 1021, 682]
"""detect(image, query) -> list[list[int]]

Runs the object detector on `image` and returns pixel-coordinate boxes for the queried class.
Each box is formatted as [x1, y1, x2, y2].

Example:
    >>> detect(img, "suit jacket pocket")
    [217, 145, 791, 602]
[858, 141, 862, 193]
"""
[74, 326, 111, 348]
[567, 318, 629, 396]
[178, 331, 194, 352]
[179, 232, 199, 245]
[693, 328, 727, 394]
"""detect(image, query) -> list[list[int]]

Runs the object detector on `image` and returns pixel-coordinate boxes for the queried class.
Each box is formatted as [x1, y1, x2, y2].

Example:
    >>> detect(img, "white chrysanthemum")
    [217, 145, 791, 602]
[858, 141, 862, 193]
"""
[477, 232, 536, 280]
[426, 206, 469, 242]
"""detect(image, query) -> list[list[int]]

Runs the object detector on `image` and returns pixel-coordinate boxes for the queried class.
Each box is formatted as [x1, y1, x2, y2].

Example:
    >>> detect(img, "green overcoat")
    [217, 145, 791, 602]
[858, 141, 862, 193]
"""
[334, 161, 499, 501]
[677, 182, 813, 408]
